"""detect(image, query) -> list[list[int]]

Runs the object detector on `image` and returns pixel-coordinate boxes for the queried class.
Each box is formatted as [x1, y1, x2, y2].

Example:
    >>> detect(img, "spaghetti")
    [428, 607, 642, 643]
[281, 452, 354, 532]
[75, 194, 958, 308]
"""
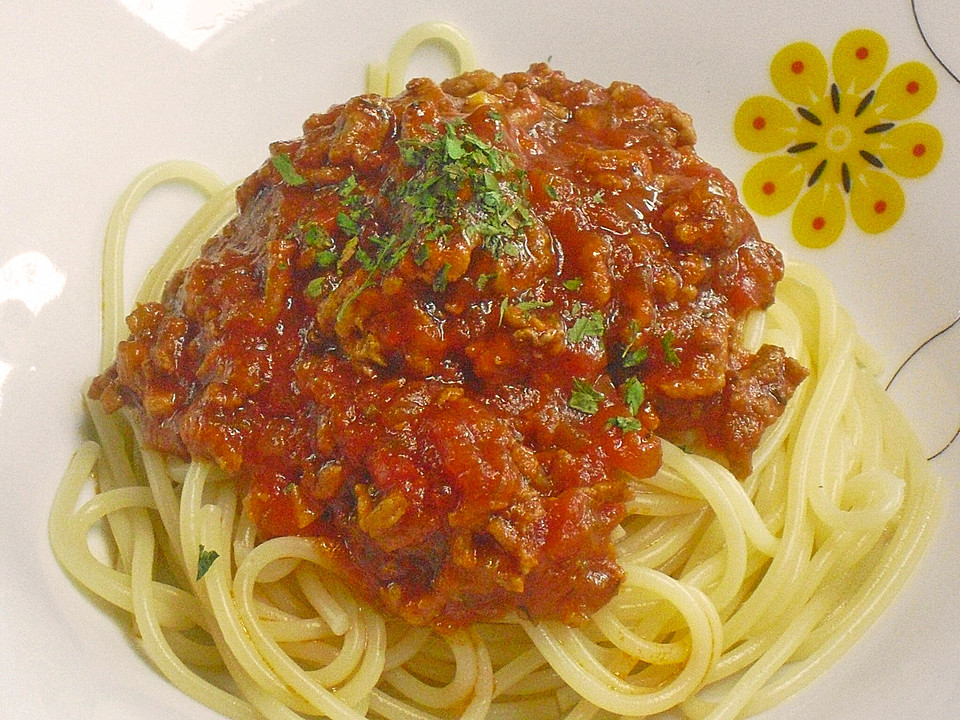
[50, 26, 942, 720]
[50, 162, 943, 720]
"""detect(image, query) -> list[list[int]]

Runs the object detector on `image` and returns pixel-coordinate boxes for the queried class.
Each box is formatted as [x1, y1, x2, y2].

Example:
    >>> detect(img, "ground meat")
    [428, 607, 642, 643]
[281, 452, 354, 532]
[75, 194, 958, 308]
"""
[700, 345, 808, 475]
[90, 64, 805, 629]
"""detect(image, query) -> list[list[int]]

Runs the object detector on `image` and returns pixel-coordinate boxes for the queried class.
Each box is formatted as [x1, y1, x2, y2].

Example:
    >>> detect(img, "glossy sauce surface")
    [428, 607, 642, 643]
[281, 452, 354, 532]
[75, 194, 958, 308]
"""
[92, 66, 805, 628]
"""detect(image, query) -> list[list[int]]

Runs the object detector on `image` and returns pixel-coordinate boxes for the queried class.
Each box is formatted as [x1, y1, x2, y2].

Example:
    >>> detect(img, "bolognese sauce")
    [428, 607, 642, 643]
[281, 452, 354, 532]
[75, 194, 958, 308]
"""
[90, 65, 806, 628]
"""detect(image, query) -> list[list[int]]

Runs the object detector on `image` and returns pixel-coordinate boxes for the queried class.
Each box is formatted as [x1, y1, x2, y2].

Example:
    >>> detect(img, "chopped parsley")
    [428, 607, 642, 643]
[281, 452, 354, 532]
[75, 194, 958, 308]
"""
[622, 377, 645, 416]
[661, 331, 681, 366]
[545, 184, 559, 200]
[305, 123, 534, 318]
[432, 262, 452, 293]
[315, 250, 338, 269]
[515, 298, 554, 315]
[355, 246, 377, 271]
[395, 119, 532, 261]
[271, 153, 307, 186]
[623, 347, 648, 368]
[336, 210, 360, 236]
[444, 130, 467, 160]
[606, 416, 642, 432]
[563, 277, 583, 292]
[476, 272, 497, 290]
[566, 310, 605, 345]
[499, 240, 522, 258]
[326, 177, 410, 315]
[299, 223, 337, 286]
[498, 297, 553, 323]
[335, 232, 406, 321]
[569, 378, 605, 415]
[300, 174, 381, 304]
[305, 277, 326, 298]
[304, 223, 330, 248]
[196, 545, 219, 580]
[338, 235, 360, 271]
[335, 174, 370, 238]
[414, 243, 431, 266]
[622, 319, 648, 368]
[338, 173, 360, 197]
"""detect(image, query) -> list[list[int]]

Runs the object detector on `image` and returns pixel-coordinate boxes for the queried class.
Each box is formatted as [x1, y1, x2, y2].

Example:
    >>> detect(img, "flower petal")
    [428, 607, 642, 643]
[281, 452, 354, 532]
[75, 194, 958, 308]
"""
[874, 61, 937, 120]
[771, 41, 828, 105]
[792, 183, 846, 248]
[850, 169, 904, 233]
[743, 156, 805, 215]
[832, 29, 888, 94]
[881, 122, 943, 177]
[734, 96, 798, 152]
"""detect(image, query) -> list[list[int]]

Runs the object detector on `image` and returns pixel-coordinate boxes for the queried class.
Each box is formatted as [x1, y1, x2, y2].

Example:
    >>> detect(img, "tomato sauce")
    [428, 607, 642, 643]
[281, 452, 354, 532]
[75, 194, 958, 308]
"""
[91, 65, 806, 628]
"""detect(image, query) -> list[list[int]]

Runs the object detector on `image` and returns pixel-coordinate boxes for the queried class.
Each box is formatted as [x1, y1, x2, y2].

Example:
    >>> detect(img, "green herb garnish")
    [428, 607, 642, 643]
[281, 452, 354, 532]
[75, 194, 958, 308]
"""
[336, 210, 360, 237]
[315, 250, 338, 269]
[303, 224, 338, 274]
[662, 331, 681, 366]
[563, 277, 583, 291]
[196, 545, 219, 581]
[312, 124, 534, 321]
[338, 173, 360, 197]
[499, 240, 522, 258]
[396, 120, 532, 261]
[476, 272, 497, 290]
[333, 174, 371, 243]
[569, 378, 605, 415]
[414, 244, 430, 266]
[567, 310, 605, 345]
[622, 319, 648, 367]
[623, 348, 648, 368]
[606, 416, 642, 432]
[354, 246, 375, 271]
[304, 224, 329, 248]
[305, 277, 326, 298]
[334, 233, 407, 322]
[515, 299, 554, 315]
[433, 263, 452, 293]
[623, 377, 645, 416]
[271, 153, 307, 186]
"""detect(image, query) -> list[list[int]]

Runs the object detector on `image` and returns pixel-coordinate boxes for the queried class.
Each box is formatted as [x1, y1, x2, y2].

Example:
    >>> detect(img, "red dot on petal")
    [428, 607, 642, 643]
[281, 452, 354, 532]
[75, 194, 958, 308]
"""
[753, 116, 767, 130]
[791, 60, 805, 74]
[762, 181, 776, 195]
[913, 143, 926, 157]
[874, 200, 887, 214]
[812, 216, 826, 231]
[856, 47, 869, 60]
[906, 80, 920, 94]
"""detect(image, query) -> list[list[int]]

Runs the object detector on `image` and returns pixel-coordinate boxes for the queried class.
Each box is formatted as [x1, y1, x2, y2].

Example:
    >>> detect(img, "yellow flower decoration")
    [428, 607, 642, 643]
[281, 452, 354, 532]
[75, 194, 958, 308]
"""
[735, 29, 942, 247]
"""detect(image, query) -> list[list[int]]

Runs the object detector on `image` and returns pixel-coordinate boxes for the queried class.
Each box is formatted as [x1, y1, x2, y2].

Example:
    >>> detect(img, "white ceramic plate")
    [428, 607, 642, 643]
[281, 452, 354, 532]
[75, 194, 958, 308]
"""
[1, 1, 957, 718]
